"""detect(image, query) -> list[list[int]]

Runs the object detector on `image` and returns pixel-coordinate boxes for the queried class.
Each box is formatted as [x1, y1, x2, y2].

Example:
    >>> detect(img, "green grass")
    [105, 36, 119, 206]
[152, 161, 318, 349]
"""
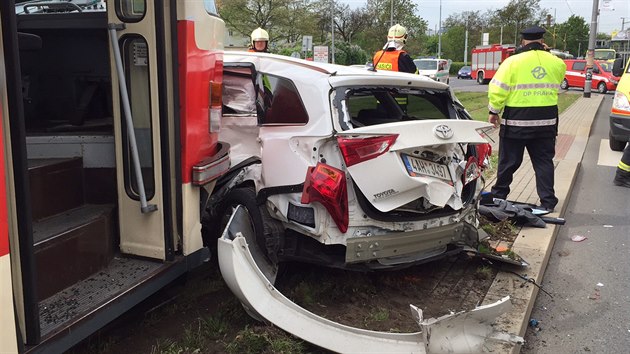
[455, 91, 581, 122]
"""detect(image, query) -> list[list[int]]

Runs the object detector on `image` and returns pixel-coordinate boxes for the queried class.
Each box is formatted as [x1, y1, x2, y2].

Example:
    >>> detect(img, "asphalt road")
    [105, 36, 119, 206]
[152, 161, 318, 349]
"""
[523, 97, 630, 352]
[448, 75, 489, 92]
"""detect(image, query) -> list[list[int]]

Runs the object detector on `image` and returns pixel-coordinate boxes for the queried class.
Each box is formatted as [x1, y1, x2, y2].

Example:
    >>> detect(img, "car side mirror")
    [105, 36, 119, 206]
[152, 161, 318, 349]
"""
[592, 67, 600, 74]
[612, 58, 624, 77]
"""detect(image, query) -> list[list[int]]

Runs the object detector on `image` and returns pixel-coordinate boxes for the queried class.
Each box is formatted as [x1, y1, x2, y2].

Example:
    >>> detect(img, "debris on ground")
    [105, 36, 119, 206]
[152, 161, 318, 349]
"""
[570, 235, 587, 242]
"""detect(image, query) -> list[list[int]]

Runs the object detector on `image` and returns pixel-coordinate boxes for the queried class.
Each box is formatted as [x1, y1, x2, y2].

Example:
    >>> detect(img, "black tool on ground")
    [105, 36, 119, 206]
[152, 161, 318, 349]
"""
[481, 258, 554, 298]
[540, 216, 566, 225]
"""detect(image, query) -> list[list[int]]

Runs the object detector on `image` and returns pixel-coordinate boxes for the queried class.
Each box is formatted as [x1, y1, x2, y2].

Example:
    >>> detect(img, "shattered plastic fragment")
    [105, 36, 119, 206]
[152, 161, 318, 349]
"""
[603, 225, 613, 228]
[570, 235, 587, 242]
[596, 283, 604, 287]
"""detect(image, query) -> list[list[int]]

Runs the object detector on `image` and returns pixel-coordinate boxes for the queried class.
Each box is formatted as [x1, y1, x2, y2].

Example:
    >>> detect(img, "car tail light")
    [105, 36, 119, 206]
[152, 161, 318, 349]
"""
[209, 81, 222, 132]
[337, 134, 398, 167]
[476, 143, 492, 169]
[462, 156, 480, 186]
[301, 163, 349, 233]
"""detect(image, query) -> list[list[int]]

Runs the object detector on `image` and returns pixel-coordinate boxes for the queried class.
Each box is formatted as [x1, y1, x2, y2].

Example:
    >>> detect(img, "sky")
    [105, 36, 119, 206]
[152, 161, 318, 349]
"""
[341, 0, 630, 35]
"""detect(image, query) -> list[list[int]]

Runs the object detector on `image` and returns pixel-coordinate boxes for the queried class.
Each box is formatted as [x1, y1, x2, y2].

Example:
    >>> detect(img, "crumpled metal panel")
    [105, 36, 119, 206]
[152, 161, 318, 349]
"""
[217, 206, 524, 353]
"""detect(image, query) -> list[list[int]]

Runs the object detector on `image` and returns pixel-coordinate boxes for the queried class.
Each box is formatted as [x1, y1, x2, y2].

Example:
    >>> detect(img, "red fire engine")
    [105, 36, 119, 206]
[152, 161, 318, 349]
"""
[471, 44, 516, 85]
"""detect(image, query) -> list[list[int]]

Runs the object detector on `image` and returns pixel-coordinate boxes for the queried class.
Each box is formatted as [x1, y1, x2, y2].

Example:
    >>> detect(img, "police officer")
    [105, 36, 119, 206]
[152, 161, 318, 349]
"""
[488, 26, 566, 212]
[249, 27, 269, 53]
[613, 145, 630, 187]
[373, 24, 417, 74]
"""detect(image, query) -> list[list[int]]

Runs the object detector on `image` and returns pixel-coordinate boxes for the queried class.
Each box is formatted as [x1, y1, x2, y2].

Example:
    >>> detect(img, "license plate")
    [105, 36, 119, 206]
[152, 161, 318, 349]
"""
[402, 155, 451, 181]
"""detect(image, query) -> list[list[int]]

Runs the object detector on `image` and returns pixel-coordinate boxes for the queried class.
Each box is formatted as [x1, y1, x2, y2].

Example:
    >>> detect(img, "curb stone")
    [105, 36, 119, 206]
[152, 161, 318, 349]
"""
[481, 94, 604, 353]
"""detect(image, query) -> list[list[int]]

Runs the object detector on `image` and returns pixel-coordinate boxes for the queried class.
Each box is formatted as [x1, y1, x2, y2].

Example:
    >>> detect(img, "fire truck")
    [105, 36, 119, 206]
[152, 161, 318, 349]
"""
[471, 44, 516, 85]
[1, 0, 229, 352]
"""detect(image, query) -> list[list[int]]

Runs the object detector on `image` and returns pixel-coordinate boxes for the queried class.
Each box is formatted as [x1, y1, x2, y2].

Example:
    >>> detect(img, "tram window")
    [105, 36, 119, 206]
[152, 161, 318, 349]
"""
[121, 36, 155, 200]
[116, 0, 146, 22]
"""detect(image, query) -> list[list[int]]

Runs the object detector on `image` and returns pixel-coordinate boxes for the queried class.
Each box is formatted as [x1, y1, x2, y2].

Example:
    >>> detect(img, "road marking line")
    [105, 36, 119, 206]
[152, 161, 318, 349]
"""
[598, 140, 623, 167]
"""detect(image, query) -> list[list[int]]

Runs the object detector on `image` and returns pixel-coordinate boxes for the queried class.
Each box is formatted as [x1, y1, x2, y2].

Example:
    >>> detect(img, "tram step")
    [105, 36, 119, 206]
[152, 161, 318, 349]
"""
[33, 204, 115, 301]
[28, 157, 84, 220]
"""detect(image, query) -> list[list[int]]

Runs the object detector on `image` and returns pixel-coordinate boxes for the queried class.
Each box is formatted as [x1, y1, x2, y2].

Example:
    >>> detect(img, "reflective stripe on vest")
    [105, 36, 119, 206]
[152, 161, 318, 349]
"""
[488, 50, 566, 110]
[374, 50, 401, 71]
[500, 118, 557, 127]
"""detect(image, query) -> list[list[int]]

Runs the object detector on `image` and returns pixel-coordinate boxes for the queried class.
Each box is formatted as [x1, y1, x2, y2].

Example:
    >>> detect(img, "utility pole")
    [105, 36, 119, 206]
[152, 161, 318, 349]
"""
[584, 0, 599, 98]
[437, 0, 442, 59]
[464, 18, 469, 65]
[500, 25, 503, 45]
[622, 17, 627, 31]
[390, 0, 393, 27]
[331, 0, 335, 64]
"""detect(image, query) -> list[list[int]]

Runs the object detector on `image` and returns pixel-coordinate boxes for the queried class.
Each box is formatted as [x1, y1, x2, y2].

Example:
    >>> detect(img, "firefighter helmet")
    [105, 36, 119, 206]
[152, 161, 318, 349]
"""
[251, 28, 269, 45]
[387, 24, 408, 45]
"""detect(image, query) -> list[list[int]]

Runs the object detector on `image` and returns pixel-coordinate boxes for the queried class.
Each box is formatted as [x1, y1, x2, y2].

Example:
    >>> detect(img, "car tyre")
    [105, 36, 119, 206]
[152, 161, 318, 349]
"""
[560, 79, 569, 90]
[597, 82, 607, 94]
[217, 186, 280, 283]
[609, 131, 627, 151]
[477, 72, 484, 85]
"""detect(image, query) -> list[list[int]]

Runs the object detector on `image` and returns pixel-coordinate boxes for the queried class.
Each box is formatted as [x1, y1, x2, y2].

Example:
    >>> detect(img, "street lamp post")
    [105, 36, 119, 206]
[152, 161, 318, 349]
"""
[331, 0, 335, 64]
[437, 0, 442, 58]
[464, 18, 469, 65]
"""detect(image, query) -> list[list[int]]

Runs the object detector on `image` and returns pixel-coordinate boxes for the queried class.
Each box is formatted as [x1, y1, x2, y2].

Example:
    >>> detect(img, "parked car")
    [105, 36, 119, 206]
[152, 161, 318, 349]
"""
[414, 58, 451, 84]
[609, 58, 630, 151]
[562, 59, 621, 94]
[457, 65, 472, 79]
[213, 52, 492, 280]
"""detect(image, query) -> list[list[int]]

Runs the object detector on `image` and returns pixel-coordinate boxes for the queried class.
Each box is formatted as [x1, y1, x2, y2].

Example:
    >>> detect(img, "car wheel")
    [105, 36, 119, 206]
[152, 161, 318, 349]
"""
[477, 72, 484, 85]
[609, 131, 627, 151]
[560, 79, 569, 90]
[457, 75, 461, 79]
[597, 82, 607, 94]
[446, 78, 450, 85]
[217, 186, 280, 283]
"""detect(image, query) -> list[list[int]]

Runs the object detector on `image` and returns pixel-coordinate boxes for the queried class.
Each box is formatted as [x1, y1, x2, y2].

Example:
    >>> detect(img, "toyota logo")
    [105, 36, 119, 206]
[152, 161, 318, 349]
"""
[433, 124, 453, 139]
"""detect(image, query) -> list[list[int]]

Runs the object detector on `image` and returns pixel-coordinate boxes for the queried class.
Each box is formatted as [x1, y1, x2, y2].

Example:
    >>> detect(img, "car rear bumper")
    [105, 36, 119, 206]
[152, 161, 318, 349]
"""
[345, 216, 478, 265]
[610, 113, 630, 140]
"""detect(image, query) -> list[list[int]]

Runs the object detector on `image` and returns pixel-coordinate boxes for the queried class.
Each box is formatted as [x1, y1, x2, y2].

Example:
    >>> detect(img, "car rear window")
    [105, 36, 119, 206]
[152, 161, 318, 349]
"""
[414, 60, 438, 70]
[335, 87, 453, 128]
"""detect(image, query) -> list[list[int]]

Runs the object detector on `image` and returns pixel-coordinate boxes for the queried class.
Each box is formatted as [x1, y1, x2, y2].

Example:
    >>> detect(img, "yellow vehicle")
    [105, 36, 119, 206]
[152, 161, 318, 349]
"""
[594, 48, 617, 62]
[610, 59, 630, 150]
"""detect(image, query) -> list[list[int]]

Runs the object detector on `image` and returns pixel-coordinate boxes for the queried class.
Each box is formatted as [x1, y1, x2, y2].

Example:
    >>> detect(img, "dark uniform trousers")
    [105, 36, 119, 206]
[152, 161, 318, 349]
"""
[491, 136, 557, 209]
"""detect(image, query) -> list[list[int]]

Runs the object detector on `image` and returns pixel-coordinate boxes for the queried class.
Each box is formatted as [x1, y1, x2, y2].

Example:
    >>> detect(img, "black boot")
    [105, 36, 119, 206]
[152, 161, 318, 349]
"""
[613, 168, 630, 188]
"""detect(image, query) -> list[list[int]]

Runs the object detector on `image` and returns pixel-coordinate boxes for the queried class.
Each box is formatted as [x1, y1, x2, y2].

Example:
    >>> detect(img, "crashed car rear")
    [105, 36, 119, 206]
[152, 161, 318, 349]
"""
[209, 52, 492, 281]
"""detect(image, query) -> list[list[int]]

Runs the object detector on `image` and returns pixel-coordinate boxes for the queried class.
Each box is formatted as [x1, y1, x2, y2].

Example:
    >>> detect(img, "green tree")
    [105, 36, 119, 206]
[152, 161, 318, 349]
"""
[550, 15, 588, 56]
[219, 0, 316, 48]
[491, 0, 545, 44]
[353, 0, 428, 57]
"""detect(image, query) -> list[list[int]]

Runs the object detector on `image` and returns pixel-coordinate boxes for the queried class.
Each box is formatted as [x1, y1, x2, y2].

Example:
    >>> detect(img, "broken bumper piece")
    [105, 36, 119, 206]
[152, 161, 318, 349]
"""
[218, 205, 524, 353]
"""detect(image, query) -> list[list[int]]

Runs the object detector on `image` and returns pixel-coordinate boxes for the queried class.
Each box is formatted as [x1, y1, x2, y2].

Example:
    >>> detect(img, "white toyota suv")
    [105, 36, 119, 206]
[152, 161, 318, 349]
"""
[206, 52, 492, 280]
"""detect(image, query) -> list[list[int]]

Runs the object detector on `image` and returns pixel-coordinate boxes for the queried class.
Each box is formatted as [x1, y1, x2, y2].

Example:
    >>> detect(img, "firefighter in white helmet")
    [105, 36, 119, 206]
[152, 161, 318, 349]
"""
[373, 24, 417, 74]
[249, 27, 269, 53]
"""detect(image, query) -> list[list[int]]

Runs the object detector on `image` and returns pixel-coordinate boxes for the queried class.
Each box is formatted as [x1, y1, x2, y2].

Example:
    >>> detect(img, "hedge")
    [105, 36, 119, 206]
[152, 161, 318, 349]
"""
[449, 62, 470, 75]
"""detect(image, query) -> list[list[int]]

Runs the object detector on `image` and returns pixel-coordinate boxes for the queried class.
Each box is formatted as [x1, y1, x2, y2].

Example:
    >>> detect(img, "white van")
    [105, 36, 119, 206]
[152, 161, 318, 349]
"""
[414, 58, 451, 84]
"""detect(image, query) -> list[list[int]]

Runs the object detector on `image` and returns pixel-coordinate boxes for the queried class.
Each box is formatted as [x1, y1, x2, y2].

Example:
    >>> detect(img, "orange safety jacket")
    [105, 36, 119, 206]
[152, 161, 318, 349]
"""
[373, 50, 405, 71]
